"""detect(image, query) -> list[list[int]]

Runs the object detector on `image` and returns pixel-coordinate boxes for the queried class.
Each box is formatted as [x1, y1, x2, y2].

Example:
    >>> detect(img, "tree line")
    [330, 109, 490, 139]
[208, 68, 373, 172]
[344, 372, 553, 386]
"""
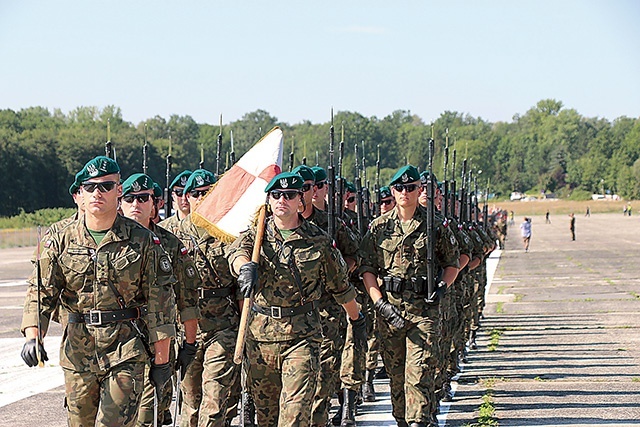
[0, 99, 638, 217]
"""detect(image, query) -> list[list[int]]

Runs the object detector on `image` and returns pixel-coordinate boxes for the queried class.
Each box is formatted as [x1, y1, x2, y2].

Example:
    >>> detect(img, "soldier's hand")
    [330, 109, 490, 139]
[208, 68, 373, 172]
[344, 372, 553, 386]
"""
[176, 341, 198, 379]
[427, 281, 448, 304]
[149, 361, 172, 398]
[238, 261, 258, 298]
[21, 338, 48, 367]
[374, 298, 407, 329]
[349, 312, 368, 354]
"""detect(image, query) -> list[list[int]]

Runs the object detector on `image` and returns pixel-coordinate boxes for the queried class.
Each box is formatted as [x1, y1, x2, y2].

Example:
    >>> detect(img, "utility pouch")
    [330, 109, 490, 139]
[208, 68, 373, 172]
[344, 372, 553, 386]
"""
[411, 276, 428, 295]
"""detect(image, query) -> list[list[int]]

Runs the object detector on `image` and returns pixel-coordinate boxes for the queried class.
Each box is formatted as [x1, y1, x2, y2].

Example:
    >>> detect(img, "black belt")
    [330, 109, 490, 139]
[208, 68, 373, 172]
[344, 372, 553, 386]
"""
[252, 301, 316, 319]
[198, 287, 233, 299]
[68, 306, 148, 326]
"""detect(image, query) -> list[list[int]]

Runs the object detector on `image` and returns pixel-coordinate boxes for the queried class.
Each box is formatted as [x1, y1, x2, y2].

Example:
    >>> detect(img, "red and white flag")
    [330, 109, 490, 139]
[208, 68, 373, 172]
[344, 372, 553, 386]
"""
[192, 127, 283, 241]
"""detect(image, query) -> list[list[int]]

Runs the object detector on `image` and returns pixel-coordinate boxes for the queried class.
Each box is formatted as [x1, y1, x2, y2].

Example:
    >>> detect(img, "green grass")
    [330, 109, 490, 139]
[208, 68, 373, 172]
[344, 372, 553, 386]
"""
[464, 377, 500, 427]
[632, 377, 640, 383]
[488, 329, 503, 352]
[495, 302, 504, 313]
[513, 293, 523, 302]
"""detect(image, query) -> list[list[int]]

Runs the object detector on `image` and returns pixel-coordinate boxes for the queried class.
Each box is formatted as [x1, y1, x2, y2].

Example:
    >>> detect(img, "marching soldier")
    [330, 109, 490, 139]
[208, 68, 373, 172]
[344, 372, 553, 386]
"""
[359, 165, 459, 427]
[311, 166, 328, 211]
[118, 173, 201, 427]
[20, 155, 177, 427]
[159, 169, 193, 234]
[228, 171, 366, 427]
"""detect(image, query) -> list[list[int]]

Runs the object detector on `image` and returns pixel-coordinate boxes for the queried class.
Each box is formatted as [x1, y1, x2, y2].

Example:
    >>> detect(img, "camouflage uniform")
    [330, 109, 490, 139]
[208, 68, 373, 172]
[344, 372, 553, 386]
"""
[137, 223, 201, 427]
[359, 205, 459, 425]
[304, 206, 360, 426]
[174, 214, 240, 427]
[21, 215, 177, 427]
[228, 215, 356, 427]
[159, 213, 182, 235]
[463, 225, 487, 349]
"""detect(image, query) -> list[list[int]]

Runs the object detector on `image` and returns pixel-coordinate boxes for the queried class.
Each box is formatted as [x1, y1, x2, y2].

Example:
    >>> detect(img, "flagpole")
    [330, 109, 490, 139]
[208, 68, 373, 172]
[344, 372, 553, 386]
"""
[233, 203, 268, 365]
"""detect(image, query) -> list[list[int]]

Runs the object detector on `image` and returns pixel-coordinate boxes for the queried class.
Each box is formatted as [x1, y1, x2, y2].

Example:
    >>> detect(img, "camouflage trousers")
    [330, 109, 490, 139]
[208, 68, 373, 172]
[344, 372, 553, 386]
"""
[311, 304, 346, 426]
[246, 335, 321, 427]
[451, 277, 470, 369]
[379, 304, 440, 424]
[137, 345, 176, 426]
[365, 310, 381, 371]
[340, 290, 371, 390]
[63, 361, 144, 427]
[434, 287, 456, 390]
[180, 327, 239, 427]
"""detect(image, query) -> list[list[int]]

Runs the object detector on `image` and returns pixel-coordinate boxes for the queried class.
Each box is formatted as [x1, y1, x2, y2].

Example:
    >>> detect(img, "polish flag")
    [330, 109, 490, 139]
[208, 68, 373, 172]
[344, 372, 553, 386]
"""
[192, 127, 283, 241]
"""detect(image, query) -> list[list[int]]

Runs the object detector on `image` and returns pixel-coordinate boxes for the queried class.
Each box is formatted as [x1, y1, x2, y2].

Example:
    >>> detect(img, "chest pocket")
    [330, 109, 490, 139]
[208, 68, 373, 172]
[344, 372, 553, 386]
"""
[60, 246, 94, 292]
[412, 236, 428, 265]
[109, 249, 142, 299]
[294, 250, 322, 283]
[379, 237, 401, 271]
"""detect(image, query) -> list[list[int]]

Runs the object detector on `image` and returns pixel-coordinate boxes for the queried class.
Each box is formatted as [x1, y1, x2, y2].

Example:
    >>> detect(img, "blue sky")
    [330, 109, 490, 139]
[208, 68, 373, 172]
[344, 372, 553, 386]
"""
[1, 1, 638, 126]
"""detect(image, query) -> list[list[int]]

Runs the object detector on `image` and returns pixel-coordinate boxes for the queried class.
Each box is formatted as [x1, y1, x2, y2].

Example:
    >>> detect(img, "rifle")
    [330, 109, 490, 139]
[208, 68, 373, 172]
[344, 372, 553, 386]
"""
[426, 137, 436, 302]
[105, 118, 113, 159]
[288, 137, 294, 172]
[483, 179, 490, 231]
[373, 144, 381, 217]
[459, 159, 467, 226]
[450, 149, 457, 221]
[216, 114, 222, 176]
[442, 129, 449, 219]
[474, 176, 479, 225]
[327, 110, 336, 239]
[164, 136, 173, 219]
[35, 226, 44, 368]
[337, 126, 345, 220]
[230, 130, 236, 167]
[199, 145, 205, 170]
[361, 147, 371, 223]
[354, 143, 365, 236]
[142, 124, 149, 175]
[302, 141, 307, 166]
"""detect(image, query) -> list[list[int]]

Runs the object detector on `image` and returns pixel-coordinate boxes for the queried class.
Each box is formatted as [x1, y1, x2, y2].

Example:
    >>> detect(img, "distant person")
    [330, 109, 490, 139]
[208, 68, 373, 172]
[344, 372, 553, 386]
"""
[509, 210, 515, 225]
[545, 210, 551, 224]
[569, 213, 576, 241]
[585, 206, 590, 217]
[623, 205, 628, 216]
[520, 217, 532, 252]
[628, 204, 632, 216]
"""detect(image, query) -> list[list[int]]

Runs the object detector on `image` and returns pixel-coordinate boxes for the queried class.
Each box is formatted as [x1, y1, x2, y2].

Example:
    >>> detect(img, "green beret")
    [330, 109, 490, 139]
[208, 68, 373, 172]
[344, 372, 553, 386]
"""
[265, 172, 304, 192]
[292, 165, 316, 182]
[77, 156, 120, 183]
[437, 181, 444, 191]
[170, 170, 192, 189]
[68, 169, 83, 195]
[389, 165, 420, 186]
[153, 183, 163, 198]
[379, 186, 392, 199]
[311, 166, 327, 183]
[184, 169, 216, 193]
[345, 181, 356, 193]
[419, 170, 438, 186]
[121, 173, 155, 196]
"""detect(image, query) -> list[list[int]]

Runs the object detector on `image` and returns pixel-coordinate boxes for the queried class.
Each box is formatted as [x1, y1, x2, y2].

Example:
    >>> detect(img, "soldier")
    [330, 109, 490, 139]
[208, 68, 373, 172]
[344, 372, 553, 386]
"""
[20, 155, 177, 427]
[119, 173, 201, 427]
[173, 169, 241, 427]
[379, 186, 396, 214]
[311, 166, 328, 210]
[159, 170, 193, 234]
[359, 165, 459, 427]
[228, 171, 366, 427]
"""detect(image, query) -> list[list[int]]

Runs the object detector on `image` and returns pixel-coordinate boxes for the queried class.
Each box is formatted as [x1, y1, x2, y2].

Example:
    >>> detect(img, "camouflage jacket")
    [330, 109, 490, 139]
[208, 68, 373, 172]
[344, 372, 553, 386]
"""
[151, 223, 201, 323]
[21, 215, 177, 372]
[359, 205, 459, 282]
[158, 213, 182, 235]
[175, 214, 239, 334]
[228, 215, 356, 342]
[446, 217, 473, 262]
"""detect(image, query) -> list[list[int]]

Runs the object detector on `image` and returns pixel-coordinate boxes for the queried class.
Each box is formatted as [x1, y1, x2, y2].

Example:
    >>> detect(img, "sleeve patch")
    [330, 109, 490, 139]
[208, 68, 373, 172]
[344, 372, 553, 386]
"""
[185, 265, 196, 278]
[44, 240, 52, 248]
[153, 235, 161, 245]
[180, 247, 188, 256]
[159, 256, 172, 273]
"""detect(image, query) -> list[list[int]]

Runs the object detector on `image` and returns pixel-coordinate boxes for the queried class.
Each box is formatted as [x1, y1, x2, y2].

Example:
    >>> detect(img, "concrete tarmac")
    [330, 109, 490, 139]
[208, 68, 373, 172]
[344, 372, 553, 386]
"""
[1, 212, 639, 426]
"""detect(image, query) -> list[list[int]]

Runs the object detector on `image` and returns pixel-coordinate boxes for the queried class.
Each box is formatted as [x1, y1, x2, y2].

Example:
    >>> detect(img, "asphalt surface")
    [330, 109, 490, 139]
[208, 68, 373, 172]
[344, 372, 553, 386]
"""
[1, 212, 639, 426]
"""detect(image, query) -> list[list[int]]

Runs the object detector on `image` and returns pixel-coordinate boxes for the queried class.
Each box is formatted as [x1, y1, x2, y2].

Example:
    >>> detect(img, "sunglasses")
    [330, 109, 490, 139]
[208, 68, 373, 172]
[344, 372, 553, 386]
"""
[301, 183, 313, 192]
[270, 191, 300, 200]
[315, 181, 326, 189]
[189, 189, 209, 198]
[393, 184, 419, 193]
[81, 181, 117, 193]
[381, 199, 394, 206]
[347, 196, 356, 203]
[122, 193, 152, 204]
[173, 188, 185, 197]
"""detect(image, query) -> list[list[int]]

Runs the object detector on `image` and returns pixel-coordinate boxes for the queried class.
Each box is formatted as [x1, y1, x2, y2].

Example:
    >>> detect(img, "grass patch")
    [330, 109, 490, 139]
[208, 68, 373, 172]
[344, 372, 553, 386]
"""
[513, 293, 524, 302]
[630, 292, 640, 300]
[497, 286, 505, 295]
[495, 302, 504, 314]
[464, 377, 500, 427]
[632, 378, 640, 383]
[487, 329, 503, 352]
[533, 376, 547, 382]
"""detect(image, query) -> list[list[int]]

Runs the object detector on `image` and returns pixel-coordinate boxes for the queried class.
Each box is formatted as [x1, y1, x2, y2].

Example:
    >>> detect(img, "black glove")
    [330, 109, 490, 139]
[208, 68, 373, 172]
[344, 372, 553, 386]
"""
[427, 280, 448, 303]
[176, 341, 198, 379]
[149, 362, 172, 397]
[350, 312, 368, 355]
[238, 261, 258, 298]
[21, 338, 48, 367]
[374, 298, 407, 329]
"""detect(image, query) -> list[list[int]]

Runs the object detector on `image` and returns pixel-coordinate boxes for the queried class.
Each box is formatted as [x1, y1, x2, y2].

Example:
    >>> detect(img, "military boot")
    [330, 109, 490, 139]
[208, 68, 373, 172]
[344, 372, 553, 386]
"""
[362, 369, 376, 402]
[241, 391, 256, 427]
[340, 388, 357, 427]
[442, 380, 454, 402]
[331, 391, 344, 426]
[469, 330, 478, 350]
[396, 420, 409, 427]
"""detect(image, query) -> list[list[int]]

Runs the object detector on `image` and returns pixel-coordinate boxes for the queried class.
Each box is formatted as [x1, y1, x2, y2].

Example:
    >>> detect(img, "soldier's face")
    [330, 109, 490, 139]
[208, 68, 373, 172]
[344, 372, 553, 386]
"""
[81, 173, 121, 217]
[301, 180, 314, 206]
[172, 186, 191, 216]
[120, 190, 155, 227]
[393, 181, 420, 209]
[187, 185, 211, 210]
[269, 190, 301, 218]
[313, 181, 328, 204]
[345, 193, 356, 211]
[380, 197, 395, 214]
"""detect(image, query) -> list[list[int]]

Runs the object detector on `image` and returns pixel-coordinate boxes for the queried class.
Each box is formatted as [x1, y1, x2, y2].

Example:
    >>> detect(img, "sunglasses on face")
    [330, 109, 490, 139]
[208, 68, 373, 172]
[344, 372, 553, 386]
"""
[393, 184, 419, 193]
[173, 188, 185, 197]
[315, 181, 326, 189]
[270, 191, 300, 200]
[301, 183, 313, 192]
[122, 193, 152, 204]
[381, 199, 394, 206]
[189, 189, 209, 198]
[81, 181, 117, 193]
[347, 196, 356, 203]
